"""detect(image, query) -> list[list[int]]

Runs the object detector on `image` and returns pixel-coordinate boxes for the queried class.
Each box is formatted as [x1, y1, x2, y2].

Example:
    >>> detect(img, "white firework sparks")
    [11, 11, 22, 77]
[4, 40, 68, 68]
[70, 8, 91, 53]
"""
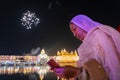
[21, 11, 40, 29]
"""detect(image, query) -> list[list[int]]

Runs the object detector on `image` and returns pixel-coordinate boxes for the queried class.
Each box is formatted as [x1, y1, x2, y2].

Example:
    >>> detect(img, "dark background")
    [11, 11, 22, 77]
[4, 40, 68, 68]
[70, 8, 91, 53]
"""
[0, 0, 120, 55]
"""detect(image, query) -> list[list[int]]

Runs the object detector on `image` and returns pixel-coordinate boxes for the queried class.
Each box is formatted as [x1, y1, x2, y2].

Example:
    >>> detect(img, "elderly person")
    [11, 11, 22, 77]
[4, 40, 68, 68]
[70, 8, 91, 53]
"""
[54, 14, 120, 80]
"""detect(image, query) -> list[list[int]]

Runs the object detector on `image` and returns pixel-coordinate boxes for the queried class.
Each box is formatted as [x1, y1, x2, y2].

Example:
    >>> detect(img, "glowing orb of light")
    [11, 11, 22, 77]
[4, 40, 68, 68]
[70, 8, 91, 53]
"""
[21, 11, 40, 30]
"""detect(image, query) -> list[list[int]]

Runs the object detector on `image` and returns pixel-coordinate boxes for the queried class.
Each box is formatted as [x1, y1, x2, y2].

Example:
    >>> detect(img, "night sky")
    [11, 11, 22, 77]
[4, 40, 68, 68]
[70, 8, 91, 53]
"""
[0, 0, 120, 55]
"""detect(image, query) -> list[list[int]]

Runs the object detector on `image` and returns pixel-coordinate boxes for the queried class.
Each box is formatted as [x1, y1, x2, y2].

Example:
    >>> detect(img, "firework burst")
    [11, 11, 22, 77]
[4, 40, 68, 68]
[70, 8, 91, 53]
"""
[21, 11, 40, 29]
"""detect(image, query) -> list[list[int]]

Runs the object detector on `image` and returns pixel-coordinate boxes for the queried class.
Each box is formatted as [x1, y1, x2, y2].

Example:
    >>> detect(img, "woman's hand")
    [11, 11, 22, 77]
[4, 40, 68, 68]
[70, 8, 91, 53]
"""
[54, 67, 65, 78]
[54, 65, 80, 79]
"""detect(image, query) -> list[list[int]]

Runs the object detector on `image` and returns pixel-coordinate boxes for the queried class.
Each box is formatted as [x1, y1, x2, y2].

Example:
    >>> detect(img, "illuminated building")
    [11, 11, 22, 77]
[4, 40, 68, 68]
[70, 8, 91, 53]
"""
[37, 49, 49, 65]
[0, 49, 79, 67]
[0, 48, 79, 80]
[56, 49, 79, 63]
[0, 49, 49, 65]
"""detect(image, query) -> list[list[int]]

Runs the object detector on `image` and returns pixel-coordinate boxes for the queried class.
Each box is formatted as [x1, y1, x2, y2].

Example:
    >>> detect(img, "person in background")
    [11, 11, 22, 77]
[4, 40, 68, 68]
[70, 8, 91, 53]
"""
[116, 24, 120, 32]
[54, 14, 120, 80]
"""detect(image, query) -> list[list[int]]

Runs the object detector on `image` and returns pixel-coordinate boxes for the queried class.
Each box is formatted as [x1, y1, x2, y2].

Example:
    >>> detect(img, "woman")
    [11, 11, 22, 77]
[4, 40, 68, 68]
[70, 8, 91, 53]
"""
[54, 14, 120, 80]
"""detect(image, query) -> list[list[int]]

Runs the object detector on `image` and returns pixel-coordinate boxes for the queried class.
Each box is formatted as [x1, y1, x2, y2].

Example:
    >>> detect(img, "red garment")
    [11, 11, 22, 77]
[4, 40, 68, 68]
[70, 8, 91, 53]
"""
[117, 25, 120, 32]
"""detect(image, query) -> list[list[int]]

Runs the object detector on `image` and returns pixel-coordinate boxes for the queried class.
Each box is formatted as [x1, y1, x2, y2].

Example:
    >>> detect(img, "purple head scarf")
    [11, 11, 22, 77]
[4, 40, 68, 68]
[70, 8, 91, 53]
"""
[70, 14, 103, 32]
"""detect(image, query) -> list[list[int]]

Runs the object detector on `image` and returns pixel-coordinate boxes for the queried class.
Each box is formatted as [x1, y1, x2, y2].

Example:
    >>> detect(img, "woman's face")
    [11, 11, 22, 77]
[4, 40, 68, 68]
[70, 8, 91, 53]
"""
[70, 23, 87, 41]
